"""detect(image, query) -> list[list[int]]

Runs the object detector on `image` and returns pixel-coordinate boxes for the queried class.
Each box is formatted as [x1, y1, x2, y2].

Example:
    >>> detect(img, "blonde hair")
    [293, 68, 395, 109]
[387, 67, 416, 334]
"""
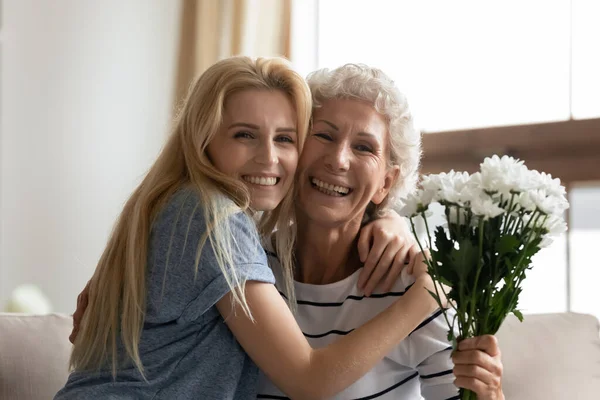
[307, 64, 421, 218]
[70, 56, 311, 377]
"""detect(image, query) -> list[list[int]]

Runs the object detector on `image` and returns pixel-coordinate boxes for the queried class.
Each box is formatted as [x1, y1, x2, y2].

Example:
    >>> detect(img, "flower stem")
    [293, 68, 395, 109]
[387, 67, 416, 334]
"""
[466, 219, 485, 336]
[461, 388, 477, 400]
[502, 194, 515, 235]
[409, 216, 455, 331]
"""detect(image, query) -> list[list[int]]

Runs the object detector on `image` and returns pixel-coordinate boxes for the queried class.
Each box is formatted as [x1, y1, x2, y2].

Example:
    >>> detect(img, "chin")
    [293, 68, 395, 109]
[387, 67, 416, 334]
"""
[250, 199, 281, 212]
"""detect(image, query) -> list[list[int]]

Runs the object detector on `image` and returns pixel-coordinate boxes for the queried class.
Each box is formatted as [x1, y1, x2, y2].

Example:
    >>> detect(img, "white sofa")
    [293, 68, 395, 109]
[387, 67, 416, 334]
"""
[1, 312, 599, 399]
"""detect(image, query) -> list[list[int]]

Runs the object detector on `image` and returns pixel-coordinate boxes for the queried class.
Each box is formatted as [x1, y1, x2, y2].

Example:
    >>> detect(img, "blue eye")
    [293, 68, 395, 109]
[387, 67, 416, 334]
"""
[234, 131, 254, 139]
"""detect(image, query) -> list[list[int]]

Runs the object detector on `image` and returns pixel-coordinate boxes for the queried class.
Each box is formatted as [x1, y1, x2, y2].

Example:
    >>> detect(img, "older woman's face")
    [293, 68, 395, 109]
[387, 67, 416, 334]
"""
[296, 98, 399, 226]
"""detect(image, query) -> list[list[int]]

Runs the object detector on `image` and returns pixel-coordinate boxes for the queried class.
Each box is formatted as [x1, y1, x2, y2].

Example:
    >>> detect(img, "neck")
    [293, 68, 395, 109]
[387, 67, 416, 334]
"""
[295, 210, 363, 285]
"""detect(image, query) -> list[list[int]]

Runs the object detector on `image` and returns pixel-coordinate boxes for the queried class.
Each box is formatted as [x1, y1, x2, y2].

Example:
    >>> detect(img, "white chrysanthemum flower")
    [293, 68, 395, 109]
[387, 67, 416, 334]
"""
[528, 189, 569, 216]
[470, 195, 505, 220]
[398, 192, 420, 217]
[525, 214, 567, 248]
[543, 214, 568, 236]
[529, 170, 567, 198]
[480, 155, 531, 196]
[421, 174, 443, 193]
[539, 236, 554, 248]
[516, 192, 537, 212]
[419, 187, 437, 208]
[435, 170, 478, 206]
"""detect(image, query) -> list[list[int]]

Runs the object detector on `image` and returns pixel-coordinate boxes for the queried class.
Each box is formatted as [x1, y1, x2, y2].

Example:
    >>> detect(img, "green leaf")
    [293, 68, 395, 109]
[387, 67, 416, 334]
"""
[450, 238, 479, 281]
[447, 330, 456, 344]
[434, 226, 453, 254]
[436, 276, 454, 287]
[523, 240, 542, 260]
[513, 309, 524, 322]
[496, 234, 520, 256]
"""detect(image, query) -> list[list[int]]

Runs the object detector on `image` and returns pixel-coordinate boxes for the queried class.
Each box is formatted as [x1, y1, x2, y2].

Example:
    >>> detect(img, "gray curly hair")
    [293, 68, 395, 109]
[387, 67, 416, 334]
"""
[306, 64, 421, 219]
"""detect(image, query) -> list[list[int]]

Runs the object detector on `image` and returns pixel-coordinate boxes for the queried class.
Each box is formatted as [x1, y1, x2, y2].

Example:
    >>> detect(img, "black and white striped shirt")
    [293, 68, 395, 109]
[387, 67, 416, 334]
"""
[257, 251, 459, 400]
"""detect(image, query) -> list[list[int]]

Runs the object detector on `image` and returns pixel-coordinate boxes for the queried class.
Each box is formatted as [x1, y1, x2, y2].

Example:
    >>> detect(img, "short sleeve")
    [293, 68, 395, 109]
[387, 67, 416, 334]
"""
[145, 188, 274, 325]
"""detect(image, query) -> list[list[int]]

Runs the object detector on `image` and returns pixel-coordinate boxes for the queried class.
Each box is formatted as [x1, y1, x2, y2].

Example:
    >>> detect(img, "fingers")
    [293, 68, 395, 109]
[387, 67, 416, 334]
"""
[363, 240, 399, 296]
[453, 375, 500, 399]
[364, 242, 406, 296]
[406, 246, 419, 272]
[454, 364, 503, 400]
[410, 251, 430, 277]
[382, 251, 408, 292]
[357, 223, 373, 263]
[405, 245, 421, 275]
[452, 349, 501, 374]
[458, 335, 501, 357]
[70, 280, 92, 344]
[452, 336, 504, 398]
[452, 358, 498, 386]
[357, 231, 391, 291]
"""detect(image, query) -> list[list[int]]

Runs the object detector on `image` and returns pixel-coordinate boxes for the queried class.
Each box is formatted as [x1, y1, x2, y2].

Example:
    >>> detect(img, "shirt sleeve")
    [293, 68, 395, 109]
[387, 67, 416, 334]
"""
[145, 188, 274, 324]
[409, 309, 460, 399]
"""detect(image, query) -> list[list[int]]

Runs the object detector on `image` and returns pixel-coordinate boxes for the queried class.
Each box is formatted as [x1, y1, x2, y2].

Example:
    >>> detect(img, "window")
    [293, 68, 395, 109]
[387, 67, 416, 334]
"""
[569, 183, 600, 321]
[291, 0, 600, 316]
[292, 0, 599, 132]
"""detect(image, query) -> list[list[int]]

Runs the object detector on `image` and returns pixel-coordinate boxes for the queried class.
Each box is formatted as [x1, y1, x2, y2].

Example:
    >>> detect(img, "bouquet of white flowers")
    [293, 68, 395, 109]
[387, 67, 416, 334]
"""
[399, 155, 569, 400]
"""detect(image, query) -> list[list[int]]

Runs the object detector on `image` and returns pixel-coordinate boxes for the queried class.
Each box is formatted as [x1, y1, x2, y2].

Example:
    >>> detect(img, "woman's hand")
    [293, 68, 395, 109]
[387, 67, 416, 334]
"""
[69, 280, 91, 344]
[452, 335, 505, 400]
[357, 211, 417, 295]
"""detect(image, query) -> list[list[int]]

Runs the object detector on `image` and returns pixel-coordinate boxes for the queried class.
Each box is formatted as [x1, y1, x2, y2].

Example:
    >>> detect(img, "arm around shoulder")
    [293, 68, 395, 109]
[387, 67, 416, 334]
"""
[217, 275, 440, 400]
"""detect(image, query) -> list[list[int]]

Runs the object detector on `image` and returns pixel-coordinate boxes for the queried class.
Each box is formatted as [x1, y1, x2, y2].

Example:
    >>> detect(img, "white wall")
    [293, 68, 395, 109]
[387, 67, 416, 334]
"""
[1, 0, 182, 313]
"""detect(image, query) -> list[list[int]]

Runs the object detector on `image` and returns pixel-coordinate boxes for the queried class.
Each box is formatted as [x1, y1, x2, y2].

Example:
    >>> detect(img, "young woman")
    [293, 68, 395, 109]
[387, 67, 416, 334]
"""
[56, 56, 441, 400]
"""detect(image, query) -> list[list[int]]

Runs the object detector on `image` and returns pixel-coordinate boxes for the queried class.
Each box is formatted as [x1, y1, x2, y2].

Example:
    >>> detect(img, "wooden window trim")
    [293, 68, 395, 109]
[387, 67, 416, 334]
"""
[421, 118, 600, 184]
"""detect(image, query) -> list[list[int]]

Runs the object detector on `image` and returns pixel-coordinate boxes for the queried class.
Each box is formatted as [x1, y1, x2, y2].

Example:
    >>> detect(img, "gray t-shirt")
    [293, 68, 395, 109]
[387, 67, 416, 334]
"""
[55, 188, 275, 399]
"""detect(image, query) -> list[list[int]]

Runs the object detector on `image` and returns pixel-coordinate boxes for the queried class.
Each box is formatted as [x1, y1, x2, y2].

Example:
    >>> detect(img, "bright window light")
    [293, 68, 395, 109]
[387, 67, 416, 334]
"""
[314, 0, 588, 132]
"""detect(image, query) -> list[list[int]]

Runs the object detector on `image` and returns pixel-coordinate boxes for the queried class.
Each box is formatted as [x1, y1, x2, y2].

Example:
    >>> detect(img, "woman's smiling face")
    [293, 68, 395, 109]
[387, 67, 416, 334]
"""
[295, 98, 399, 227]
[207, 89, 299, 211]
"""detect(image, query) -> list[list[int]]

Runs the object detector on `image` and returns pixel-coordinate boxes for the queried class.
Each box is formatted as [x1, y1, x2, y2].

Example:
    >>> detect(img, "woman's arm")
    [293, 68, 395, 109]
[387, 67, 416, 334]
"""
[217, 273, 440, 400]
[71, 262, 440, 399]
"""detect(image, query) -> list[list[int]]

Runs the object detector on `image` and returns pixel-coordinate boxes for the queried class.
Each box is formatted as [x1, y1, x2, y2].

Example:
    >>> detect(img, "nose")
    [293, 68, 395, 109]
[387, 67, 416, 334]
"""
[324, 142, 350, 172]
[254, 140, 279, 166]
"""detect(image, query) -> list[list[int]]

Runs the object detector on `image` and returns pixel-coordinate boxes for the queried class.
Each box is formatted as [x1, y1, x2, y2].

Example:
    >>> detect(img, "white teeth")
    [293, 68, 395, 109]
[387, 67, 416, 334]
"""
[311, 178, 350, 195]
[243, 176, 277, 186]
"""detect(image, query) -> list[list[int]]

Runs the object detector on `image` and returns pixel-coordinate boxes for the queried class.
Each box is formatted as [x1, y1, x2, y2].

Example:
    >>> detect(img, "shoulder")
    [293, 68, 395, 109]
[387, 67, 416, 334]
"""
[153, 186, 256, 238]
[156, 186, 234, 225]
[149, 185, 267, 271]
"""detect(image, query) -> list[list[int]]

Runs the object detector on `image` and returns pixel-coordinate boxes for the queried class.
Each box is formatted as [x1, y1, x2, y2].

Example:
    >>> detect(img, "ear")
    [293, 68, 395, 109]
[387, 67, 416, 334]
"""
[371, 165, 400, 205]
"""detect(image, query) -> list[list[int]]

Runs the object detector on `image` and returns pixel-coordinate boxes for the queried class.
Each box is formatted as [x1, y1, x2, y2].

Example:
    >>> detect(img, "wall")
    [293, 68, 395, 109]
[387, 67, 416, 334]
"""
[0, 0, 182, 313]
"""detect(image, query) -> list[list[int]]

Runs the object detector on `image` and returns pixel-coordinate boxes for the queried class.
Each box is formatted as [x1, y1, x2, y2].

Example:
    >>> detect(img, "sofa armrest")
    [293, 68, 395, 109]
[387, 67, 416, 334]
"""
[496, 312, 600, 400]
[0, 313, 72, 400]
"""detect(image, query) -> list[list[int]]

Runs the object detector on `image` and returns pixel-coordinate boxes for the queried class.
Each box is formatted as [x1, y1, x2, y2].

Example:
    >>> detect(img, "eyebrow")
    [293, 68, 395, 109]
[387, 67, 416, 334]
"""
[228, 122, 296, 133]
[316, 119, 379, 141]
[316, 119, 339, 131]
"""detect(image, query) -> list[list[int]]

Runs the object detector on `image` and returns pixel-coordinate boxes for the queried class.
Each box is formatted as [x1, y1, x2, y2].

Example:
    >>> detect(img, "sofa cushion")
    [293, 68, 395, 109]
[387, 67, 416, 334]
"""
[0, 313, 72, 400]
[496, 312, 600, 400]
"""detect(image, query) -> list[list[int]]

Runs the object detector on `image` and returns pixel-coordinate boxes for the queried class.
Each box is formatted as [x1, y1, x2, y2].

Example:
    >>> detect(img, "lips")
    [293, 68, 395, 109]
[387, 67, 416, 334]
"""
[242, 175, 279, 186]
[310, 177, 352, 197]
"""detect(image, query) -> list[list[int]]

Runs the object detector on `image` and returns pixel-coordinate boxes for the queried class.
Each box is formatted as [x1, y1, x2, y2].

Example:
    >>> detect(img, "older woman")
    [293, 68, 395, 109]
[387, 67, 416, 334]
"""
[257, 64, 504, 400]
